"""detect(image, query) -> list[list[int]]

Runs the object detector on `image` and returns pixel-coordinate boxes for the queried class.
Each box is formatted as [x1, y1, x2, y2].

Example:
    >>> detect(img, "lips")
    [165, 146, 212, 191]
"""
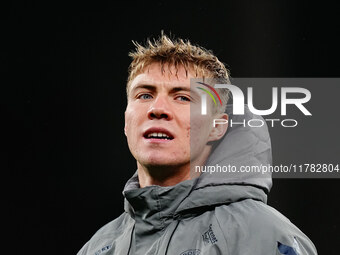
[143, 127, 174, 140]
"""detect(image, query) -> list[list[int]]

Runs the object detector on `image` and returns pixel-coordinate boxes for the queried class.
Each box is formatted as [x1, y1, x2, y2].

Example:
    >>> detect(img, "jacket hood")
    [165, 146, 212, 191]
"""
[123, 105, 272, 220]
[196, 104, 272, 193]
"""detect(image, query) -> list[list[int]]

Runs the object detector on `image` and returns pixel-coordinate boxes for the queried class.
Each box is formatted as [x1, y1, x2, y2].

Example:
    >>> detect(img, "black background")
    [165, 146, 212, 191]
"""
[3, 1, 340, 254]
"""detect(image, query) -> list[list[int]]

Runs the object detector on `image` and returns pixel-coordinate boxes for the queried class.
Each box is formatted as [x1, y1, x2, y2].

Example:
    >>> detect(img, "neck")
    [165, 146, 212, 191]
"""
[137, 163, 191, 188]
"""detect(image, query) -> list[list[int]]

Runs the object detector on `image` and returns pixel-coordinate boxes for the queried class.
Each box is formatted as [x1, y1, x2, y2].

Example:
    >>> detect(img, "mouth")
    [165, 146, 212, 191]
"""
[143, 128, 174, 141]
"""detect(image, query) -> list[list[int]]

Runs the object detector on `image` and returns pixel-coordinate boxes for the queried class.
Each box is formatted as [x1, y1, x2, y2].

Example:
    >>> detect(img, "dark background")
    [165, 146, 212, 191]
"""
[3, 1, 339, 254]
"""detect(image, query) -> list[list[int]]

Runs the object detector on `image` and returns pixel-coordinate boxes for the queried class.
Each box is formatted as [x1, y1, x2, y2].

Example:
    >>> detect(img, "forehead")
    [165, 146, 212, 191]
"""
[129, 63, 194, 91]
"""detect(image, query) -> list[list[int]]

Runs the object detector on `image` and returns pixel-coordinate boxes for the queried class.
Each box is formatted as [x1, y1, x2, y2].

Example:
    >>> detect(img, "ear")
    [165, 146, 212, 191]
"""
[208, 113, 228, 142]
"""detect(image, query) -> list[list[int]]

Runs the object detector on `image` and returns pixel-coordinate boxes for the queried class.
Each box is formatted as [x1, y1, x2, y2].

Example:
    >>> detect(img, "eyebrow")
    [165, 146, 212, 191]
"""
[131, 84, 198, 95]
[131, 84, 157, 93]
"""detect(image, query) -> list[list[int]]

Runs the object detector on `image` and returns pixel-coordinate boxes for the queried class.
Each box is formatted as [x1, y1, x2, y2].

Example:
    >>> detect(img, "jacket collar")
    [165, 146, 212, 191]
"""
[123, 172, 267, 223]
[123, 173, 197, 232]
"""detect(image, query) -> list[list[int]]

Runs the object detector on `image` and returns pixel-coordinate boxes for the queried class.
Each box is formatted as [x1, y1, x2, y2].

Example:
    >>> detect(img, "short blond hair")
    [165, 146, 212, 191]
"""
[127, 33, 230, 113]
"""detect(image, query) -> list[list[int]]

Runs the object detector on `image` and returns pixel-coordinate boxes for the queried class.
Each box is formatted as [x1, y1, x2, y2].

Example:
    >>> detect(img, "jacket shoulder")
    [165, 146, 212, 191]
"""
[215, 199, 317, 255]
[77, 212, 133, 255]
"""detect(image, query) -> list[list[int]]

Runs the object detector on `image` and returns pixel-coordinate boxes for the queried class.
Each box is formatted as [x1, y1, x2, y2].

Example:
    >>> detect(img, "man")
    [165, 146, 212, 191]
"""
[77, 34, 317, 255]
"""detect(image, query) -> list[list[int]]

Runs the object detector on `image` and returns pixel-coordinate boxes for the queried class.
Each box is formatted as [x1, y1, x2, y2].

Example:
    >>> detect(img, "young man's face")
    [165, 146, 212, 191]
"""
[124, 63, 227, 172]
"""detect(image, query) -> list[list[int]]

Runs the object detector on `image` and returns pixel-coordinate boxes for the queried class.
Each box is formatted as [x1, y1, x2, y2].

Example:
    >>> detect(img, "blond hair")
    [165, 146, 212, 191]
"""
[127, 33, 230, 113]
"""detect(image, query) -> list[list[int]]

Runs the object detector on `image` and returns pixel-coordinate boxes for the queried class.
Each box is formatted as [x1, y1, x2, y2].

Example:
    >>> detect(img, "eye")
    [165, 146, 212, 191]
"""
[175, 95, 191, 102]
[137, 93, 153, 100]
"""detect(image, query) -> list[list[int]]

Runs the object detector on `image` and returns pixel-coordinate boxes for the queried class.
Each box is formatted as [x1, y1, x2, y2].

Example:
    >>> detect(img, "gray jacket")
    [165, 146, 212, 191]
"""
[77, 107, 317, 255]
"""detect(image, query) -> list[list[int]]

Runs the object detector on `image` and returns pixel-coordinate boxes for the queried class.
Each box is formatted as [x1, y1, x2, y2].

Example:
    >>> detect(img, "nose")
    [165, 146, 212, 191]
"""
[147, 95, 173, 120]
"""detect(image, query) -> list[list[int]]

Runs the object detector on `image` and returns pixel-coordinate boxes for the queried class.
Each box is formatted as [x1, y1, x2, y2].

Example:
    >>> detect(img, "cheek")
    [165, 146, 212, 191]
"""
[190, 114, 213, 144]
[174, 108, 191, 139]
[191, 111, 213, 132]
[125, 107, 140, 138]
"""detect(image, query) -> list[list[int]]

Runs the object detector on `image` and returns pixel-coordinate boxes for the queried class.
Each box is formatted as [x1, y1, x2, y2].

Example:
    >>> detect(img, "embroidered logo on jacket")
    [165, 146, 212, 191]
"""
[277, 238, 301, 255]
[94, 244, 112, 255]
[202, 224, 218, 245]
[180, 249, 201, 255]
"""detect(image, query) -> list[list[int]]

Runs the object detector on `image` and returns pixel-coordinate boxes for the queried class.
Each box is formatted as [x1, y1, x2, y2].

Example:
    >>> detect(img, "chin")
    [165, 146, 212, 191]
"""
[140, 155, 186, 168]
[145, 157, 175, 166]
